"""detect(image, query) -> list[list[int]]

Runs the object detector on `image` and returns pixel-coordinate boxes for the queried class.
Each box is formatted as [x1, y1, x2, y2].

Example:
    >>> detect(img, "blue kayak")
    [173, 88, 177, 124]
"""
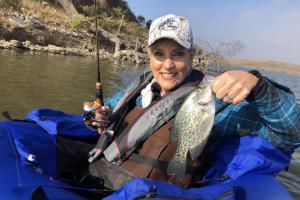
[0, 108, 293, 199]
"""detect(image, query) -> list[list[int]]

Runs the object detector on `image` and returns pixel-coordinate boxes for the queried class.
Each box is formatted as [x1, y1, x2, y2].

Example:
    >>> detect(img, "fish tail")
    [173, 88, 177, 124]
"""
[167, 151, 187, 181]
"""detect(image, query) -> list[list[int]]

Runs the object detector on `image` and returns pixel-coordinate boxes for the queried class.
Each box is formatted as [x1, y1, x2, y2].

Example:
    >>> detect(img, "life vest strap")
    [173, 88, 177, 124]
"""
[129, 153, 203, 175]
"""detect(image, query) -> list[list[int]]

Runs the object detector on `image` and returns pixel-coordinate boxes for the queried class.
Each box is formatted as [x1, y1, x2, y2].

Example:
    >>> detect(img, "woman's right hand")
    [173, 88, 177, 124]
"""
[92, 106, 112, 129]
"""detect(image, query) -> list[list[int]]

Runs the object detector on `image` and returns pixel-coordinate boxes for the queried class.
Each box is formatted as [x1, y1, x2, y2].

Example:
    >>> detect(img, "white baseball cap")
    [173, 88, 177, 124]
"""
[148, 14, 193, 49]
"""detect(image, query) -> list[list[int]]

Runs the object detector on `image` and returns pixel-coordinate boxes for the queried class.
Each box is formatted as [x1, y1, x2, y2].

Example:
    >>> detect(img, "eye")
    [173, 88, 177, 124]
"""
[153, 51, 164, 57]
[173, 50, 185, 57]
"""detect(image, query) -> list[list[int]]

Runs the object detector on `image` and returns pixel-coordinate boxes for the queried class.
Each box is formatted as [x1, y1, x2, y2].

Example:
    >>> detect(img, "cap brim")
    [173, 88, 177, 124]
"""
[148, 35, 191, 49]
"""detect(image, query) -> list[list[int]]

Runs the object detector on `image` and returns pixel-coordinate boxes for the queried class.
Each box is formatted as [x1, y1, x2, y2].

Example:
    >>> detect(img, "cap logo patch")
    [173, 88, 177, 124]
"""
[158, 18, 179, 31]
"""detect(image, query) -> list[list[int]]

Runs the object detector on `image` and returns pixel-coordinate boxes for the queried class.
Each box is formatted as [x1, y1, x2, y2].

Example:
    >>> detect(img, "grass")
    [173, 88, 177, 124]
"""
[21, 0, 69, 24]
[70, 14, 89, 30]
[0, 0, 22, 10]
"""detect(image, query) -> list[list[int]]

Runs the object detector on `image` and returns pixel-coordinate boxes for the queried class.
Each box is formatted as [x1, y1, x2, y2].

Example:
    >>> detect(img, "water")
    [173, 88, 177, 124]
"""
[0, 50, 300, 198]
[0, 50, 147, 119]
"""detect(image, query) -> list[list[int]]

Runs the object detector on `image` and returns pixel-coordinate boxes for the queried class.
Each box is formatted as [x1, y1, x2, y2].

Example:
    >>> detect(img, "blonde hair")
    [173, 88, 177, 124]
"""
[148, 38, 195, 54]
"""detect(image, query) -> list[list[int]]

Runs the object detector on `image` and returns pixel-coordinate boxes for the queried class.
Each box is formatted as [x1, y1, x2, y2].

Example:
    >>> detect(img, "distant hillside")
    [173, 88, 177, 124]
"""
[0, 0, 150, 63]
[228, 59, 300, 75]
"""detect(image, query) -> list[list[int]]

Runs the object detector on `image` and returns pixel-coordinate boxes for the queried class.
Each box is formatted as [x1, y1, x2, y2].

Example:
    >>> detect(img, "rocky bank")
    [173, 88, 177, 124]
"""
[0, 5, 149, 64]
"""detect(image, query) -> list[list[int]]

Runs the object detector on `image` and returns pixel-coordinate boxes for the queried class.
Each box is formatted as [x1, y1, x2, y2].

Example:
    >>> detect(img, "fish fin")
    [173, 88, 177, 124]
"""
[167, 150, 187, 181]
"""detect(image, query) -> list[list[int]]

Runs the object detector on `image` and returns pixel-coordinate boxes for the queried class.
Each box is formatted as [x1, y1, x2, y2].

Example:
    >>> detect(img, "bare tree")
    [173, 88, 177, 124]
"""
[97, 0, 108, 9]
[194, 38, 246, 73]
[56, 0, 79, 17]
[115, 14, 124, 37]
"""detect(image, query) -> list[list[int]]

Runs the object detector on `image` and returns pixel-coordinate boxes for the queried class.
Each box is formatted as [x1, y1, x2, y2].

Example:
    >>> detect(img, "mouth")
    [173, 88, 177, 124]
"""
[159, 72, 178, 80]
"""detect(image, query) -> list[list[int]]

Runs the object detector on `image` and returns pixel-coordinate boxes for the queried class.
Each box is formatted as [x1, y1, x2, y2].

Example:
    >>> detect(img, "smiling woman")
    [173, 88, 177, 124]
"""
[1, 13, 296, 199]
[146, 14, 195, 96]
[148, 39, 194, 96]
[79, 14, 300, 191]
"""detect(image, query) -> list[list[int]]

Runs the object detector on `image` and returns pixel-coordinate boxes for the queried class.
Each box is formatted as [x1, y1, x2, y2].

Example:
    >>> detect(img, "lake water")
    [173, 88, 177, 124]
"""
[0, 50, 299, 198]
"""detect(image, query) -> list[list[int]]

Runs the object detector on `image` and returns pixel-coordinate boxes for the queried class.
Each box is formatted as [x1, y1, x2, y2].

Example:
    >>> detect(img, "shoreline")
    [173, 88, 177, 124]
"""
[1, 45, 299, 77]
[228, 59, 300, 76]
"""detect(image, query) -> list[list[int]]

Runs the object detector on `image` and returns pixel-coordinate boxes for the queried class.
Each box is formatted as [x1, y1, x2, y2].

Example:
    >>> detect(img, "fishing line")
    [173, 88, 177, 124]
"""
[94, 0, 103, 103]
[94, 0, 100, 83]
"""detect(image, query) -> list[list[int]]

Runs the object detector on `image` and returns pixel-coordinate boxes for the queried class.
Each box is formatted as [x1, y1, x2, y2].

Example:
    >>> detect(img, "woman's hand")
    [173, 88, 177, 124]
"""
[212, 71, 259, 104]
[92, 106, 112, 129]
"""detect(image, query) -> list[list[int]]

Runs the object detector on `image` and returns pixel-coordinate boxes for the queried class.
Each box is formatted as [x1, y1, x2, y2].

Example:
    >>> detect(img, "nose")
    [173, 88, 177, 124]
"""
[163, 58, 175, 70]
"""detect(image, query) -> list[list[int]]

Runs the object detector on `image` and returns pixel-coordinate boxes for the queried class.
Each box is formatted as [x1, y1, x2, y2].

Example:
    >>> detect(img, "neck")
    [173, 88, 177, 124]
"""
[160, 90, 168, 96]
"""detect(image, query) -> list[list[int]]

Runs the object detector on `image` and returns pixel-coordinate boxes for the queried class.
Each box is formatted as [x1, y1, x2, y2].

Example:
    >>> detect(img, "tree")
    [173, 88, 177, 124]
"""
[145, 19, 152, 29]
[97, 0, 108, 9]
[55, 0, 79, 17]
[194, 38, 246, 72]
[136, 15, 145, 26]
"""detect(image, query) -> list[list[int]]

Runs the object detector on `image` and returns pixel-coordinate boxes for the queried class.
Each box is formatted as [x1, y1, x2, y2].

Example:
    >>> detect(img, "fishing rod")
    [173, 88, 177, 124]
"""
[86, 0, 115, 163]
[83, 0, 104, 133]
[94, 0, 104, 110]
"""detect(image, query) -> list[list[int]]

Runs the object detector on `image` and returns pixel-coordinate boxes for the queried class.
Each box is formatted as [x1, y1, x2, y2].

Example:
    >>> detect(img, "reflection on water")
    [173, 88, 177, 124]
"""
[0, 50, 147, 119]
[0, 50, 300, 198]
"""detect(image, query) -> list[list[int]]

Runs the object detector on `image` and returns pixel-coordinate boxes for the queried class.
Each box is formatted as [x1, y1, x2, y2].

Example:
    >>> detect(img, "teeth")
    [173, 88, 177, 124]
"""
[161, 72, 176, 76]
[162, 73, 176, 78]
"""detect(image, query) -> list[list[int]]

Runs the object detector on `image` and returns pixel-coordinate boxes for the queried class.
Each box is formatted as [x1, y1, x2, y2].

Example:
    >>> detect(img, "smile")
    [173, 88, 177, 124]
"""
[160, 72, 178, 80]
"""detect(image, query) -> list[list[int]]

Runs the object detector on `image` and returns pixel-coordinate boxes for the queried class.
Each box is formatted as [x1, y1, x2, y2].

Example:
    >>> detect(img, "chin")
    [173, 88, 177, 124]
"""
[161, 82, 179, 92]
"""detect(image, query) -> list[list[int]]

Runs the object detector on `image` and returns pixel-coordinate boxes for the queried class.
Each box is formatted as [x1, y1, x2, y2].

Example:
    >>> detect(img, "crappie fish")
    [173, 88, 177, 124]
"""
[167, 78, 215, 181]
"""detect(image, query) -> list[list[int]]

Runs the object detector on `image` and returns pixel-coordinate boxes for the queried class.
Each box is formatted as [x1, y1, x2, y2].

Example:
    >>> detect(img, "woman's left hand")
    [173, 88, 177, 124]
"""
[212, 71, 259, 104]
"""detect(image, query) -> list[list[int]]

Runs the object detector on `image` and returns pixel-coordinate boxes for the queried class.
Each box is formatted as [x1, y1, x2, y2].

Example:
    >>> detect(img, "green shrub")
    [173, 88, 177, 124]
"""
[121, 22, 147, 44]
[81, 5, 94, 17]
[70, 14, 89, 30]
[41, 10, 50, 19]
[0, 0, 22, 10]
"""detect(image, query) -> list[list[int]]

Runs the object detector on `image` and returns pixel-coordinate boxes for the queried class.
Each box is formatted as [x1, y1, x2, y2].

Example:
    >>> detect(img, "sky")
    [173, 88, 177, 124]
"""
[127, 0, 300, 65]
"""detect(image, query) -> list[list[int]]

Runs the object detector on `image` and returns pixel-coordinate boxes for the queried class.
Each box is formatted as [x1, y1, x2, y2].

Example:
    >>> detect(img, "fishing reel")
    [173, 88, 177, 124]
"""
[83, 100, 98, 131]
[83, 99, 116, 163]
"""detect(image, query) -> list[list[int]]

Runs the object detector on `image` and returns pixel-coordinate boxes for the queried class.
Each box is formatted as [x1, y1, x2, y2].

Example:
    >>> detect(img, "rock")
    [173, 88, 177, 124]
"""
[34, 45, 43, 51]
[21, 40, 31, 50]
[9, 16, 26, 28]
[26, 16, 45, 30]
[35, 35, 47, 46]
[48, 44, 65, 54]
[23, 40, 31, 47]
[10, 39, 22, 48]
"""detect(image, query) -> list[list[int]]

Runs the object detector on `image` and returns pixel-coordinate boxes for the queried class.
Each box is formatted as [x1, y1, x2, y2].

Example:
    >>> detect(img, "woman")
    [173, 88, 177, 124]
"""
[86, 14, 300, 190]
[55, 14, 300, 194]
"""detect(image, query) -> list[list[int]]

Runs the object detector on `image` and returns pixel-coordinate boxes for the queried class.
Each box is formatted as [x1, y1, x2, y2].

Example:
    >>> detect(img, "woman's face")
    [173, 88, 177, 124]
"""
[148, 39, 194, 96]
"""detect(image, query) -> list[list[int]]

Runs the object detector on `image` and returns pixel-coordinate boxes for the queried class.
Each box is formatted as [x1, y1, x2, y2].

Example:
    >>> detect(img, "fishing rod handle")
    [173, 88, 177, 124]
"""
[95, 82, 104, 104]
[95, 82, 104, 133]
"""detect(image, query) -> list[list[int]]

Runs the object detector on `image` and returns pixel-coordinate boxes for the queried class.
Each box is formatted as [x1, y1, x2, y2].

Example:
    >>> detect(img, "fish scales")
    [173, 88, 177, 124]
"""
[167, 79, 215, 181]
